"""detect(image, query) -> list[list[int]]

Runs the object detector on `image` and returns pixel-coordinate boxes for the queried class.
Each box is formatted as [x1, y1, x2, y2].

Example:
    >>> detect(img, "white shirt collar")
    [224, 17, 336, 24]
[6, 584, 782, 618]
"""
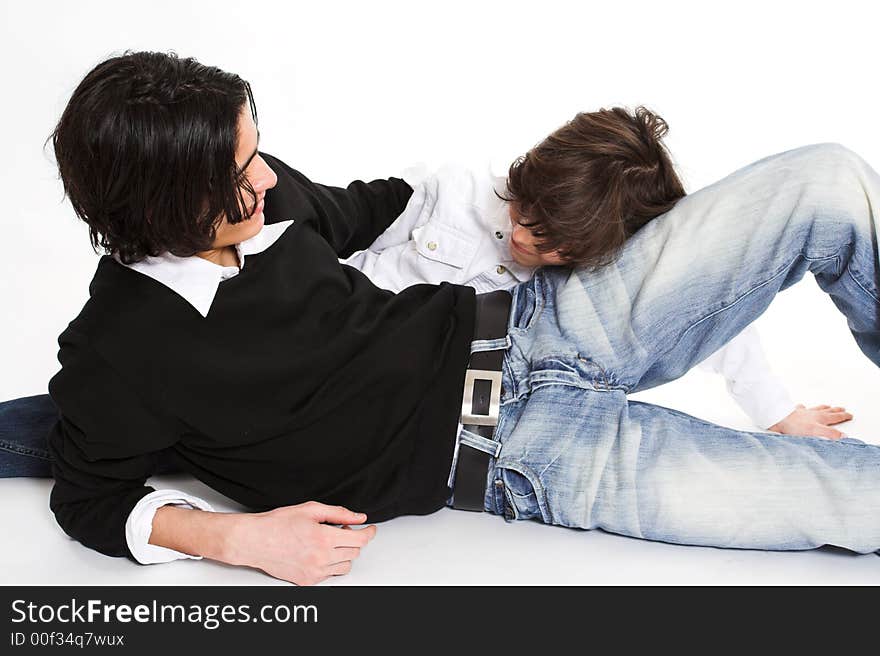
[113, 220, 295, 318]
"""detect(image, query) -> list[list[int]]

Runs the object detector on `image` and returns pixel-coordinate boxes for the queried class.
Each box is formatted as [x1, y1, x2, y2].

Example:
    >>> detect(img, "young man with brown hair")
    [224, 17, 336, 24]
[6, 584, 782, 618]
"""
[1, 51, 879, 585]
[344, 107, 850, 438]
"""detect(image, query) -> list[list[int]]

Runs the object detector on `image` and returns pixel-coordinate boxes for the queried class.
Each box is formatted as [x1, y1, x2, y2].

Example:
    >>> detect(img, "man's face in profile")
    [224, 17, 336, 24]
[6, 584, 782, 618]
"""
[507, 204, 567, 267]
[210, 106, 278, 249]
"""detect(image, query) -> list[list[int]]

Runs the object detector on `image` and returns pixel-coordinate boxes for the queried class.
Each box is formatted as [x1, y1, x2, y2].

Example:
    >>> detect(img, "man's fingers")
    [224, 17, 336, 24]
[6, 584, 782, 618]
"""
[321, 523, 377, 547]
[302, 502, 368, 525]
[821, 411, 853, 425]
[812, 425, 844, 440]
[326, 561, 354, 577]
[330, 547, 361, 563]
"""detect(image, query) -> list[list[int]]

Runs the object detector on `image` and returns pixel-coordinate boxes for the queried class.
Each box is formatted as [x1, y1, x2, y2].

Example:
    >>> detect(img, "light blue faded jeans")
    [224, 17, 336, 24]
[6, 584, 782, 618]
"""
[481, 143, 880, 554]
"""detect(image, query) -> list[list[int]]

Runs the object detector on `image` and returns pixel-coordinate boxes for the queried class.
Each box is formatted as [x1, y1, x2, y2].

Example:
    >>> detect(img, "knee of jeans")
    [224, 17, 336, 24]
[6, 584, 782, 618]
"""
[803, 143, 871, 201]
[800, 142, 864, 172]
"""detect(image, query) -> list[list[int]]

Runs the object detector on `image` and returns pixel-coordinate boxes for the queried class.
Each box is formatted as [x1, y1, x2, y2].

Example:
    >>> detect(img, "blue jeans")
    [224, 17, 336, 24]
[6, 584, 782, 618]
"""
[0, 394, 56, 477]
[479, 143, 880, 554]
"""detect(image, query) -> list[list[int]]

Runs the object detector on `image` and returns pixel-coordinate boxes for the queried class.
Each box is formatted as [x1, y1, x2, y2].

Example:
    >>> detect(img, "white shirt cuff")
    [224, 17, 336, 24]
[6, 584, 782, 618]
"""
[696, 326, 796, 430]
[125, 489, 215, 564]
[747, 385, 797, 431]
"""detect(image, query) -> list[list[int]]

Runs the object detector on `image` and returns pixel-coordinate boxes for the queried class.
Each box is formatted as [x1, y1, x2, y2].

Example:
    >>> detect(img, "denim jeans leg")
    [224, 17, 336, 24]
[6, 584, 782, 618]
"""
[0, 394, 57, 477]
[489, 380, 880, 553]
[522, 142, 880, 394]
[489, 143, 880, 554]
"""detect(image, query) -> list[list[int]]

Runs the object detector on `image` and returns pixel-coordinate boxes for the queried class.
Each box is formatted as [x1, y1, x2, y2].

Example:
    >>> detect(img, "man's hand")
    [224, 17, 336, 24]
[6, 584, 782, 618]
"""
[768, 404, 853, 439]
[225, 501, 377, 585]
[150, 501, 376, 586]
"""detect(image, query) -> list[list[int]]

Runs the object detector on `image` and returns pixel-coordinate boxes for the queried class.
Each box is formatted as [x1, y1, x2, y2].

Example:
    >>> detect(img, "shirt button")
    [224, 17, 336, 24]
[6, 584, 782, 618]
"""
[495, 231, 504, 240]
[496, 265, 507, 274]
[427, 241, 438, 251]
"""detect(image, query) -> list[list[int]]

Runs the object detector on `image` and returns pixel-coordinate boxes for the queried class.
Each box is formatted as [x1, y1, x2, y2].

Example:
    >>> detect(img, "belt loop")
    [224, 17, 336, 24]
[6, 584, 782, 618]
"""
[458, 428, 502, 458]
[470, 335, 511, 355]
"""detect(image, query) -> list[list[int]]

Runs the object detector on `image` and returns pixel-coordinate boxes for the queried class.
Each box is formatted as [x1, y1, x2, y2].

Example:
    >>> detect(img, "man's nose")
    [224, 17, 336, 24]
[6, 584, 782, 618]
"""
[253, 158, 278, 192]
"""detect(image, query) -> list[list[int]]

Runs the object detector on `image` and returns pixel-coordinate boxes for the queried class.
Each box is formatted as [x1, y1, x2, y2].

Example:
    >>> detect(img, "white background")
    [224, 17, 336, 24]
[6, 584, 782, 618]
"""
[2, 0, 880, 584]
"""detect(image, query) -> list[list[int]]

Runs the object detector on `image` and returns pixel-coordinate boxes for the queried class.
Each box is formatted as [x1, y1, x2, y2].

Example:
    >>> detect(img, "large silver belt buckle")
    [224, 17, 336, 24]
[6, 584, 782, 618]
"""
[461, 369, 502, 426]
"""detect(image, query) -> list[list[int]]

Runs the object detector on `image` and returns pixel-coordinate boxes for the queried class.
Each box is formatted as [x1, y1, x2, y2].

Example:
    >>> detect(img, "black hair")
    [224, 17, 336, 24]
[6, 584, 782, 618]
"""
[51, 50, 258, 264]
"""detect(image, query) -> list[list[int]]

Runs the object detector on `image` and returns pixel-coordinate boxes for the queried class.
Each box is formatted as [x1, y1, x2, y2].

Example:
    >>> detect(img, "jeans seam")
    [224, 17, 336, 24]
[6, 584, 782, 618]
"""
[577, 354, 614, 391]
[501, 354, 521, 402]
[845, 264, 880, 305]
[514, 272, 546, 333]
[0, 441, 51, 460]
[688, 252, 821, 329]
[650, 250, 841, 385]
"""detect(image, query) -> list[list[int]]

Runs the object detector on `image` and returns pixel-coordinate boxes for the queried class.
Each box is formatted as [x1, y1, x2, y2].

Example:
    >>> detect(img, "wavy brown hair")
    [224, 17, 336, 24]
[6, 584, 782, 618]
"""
[500, 106, 686, 269]
[50, 51, 258, 265]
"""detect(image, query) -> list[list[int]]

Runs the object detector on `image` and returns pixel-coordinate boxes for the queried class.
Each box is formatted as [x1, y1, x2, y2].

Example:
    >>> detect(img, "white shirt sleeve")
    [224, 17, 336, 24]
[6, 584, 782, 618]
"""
[340, 163, 435, 283]
[697, 324, 796, 429]
[400, 162, 431, 189]
[125, 489, 215, 565]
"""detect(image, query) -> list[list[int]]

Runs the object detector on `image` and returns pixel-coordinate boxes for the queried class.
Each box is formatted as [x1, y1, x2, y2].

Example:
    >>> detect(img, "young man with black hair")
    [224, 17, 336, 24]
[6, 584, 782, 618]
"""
[2, 51, 880, 585]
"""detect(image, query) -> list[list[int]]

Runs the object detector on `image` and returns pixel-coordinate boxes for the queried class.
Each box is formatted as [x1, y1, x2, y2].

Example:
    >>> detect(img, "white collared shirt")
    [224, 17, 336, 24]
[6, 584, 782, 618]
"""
[341, 164, 534, 294]
[114, 219, 295, 317]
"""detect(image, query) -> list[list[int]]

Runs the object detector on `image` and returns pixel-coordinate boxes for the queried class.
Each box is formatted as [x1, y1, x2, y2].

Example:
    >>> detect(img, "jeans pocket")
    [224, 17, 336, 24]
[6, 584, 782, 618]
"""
[511, 275, 544, 333]
[500, 467, 542, 521]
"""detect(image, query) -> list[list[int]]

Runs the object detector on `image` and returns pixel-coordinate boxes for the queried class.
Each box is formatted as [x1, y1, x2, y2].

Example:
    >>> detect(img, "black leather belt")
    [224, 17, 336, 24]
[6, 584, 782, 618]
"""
[451, 290, 512, 511]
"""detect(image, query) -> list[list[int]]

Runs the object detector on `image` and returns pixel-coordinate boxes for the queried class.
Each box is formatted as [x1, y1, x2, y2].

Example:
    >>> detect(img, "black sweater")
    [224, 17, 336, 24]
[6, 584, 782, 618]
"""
[46, 154, 477, 560]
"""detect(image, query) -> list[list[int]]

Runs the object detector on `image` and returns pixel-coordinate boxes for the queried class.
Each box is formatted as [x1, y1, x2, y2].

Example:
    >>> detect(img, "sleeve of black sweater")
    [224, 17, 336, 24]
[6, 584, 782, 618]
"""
[260, 152, 413, 259]
[47, 330, 178, 561]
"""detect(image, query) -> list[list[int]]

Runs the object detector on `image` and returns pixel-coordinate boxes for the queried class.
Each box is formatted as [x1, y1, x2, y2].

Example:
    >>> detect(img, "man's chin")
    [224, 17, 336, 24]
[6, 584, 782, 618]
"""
[245, 210, 265, 230]
[510, 250, 536, 267]
[235, 212, 265, 242]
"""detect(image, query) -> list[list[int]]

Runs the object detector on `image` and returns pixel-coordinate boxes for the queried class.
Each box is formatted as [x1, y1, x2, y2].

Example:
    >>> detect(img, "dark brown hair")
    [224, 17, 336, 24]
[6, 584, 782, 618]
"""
[500, 106, 686, 268]
[51, 51, 258, 265]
